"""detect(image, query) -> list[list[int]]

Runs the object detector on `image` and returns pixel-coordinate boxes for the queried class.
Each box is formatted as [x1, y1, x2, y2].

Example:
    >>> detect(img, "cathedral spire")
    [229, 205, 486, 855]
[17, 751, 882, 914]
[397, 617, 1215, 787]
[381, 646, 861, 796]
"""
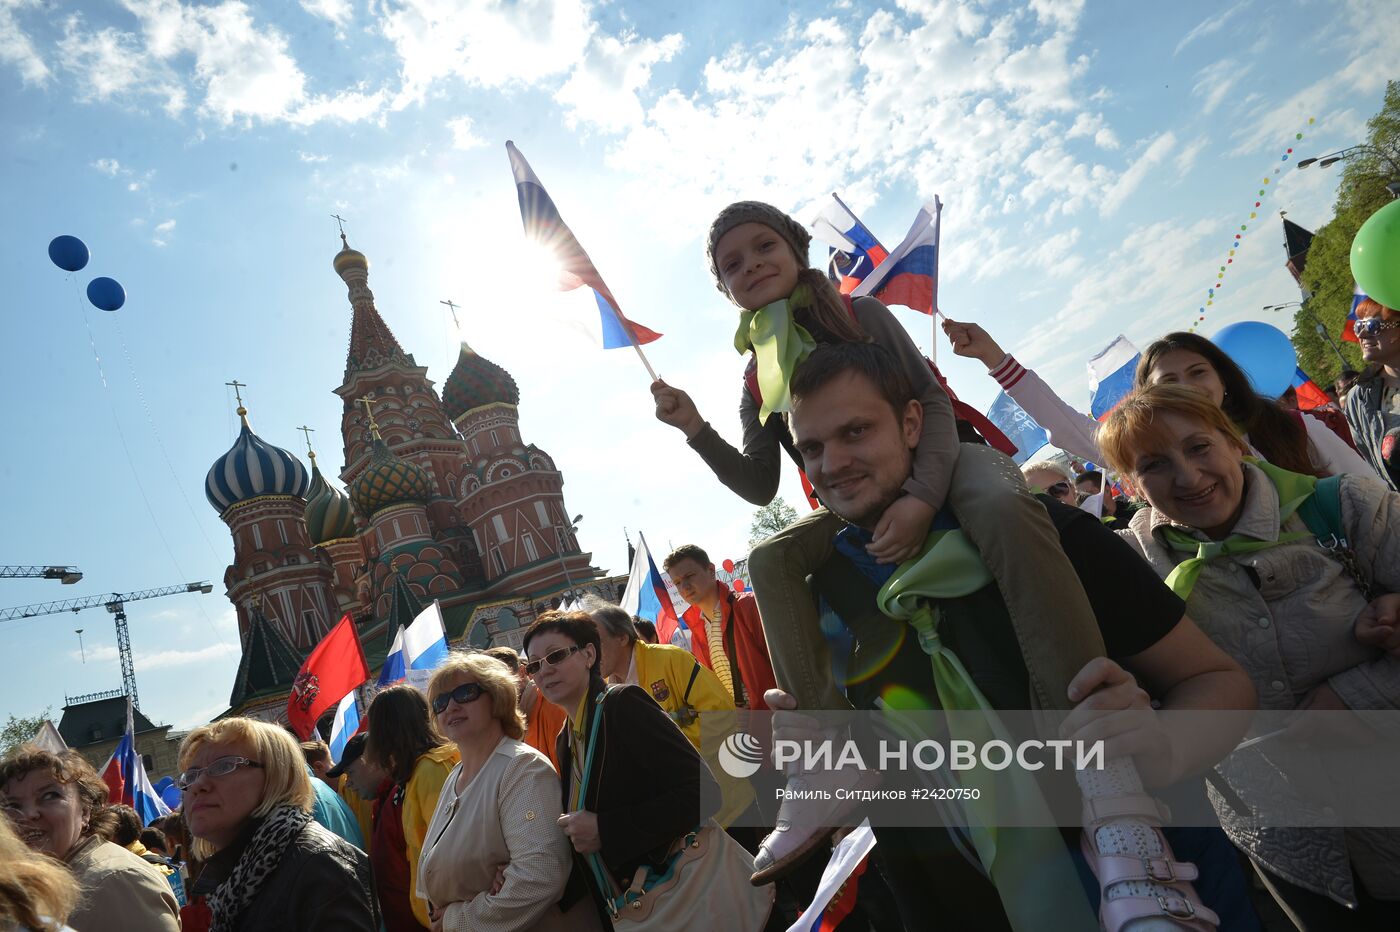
[334, 233, 413, 377]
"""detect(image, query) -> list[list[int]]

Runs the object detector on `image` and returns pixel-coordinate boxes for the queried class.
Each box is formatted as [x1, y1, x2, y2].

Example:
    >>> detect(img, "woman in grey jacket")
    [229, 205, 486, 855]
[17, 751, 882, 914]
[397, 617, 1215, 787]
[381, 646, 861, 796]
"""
[1099, 382, 1400, 931]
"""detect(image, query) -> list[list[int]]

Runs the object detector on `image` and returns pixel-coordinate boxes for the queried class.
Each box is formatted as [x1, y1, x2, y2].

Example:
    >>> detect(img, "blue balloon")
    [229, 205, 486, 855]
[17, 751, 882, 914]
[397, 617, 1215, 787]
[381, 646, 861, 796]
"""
[1211, 321, 1297, 399]
[48, 235, 89, 272]
[160, 783, 182, 809]
[86, 276, 126, 311]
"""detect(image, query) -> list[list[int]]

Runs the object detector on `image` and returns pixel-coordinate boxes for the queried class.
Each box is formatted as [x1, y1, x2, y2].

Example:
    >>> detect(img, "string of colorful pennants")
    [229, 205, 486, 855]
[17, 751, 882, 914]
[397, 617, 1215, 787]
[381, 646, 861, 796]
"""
[1189, 116, 1316, 333]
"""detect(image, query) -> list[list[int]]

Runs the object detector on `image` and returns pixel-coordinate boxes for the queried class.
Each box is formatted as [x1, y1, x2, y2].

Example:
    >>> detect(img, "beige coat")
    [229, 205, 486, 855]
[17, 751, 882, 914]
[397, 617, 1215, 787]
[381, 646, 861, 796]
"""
[66, 835, 181, 932]
[1118, 463, 1400, 906]
[418, 737, 601, 932]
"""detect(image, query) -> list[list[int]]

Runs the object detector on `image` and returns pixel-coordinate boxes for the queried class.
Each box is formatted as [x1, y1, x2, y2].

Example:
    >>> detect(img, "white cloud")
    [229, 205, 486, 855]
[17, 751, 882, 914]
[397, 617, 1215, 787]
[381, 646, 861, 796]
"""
[555, 30, 683, 132]
[289, 87, 387, 125]
[93, 157, 124, 176]
[446, 115, 484, 150]
[153, 218, 175, 246]
[298, 150, 330, 163]
[0, 0, 49, 85]
[1174, 0, 1250, 56]
[1099, 132, 1177, 216]
[380, 0, 593, 109]
[1027, 0, 1084, 31]
[155, 218, 176, 232]
[80, 640, 238, 671]
[1192, 59, 1247, 115]
[300, 0, 352, 26]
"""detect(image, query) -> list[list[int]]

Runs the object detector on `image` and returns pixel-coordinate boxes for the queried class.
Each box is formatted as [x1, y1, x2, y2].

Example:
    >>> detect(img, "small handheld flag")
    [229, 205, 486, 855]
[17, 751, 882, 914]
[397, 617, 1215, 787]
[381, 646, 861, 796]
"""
[1087, 335, 1141, 421]
[852, 199, 941, 317]
[619, 531, 686, 647]
[287, 614, 370, 740]
[505, 141, 661, 379]
[99, 697, 171, 826]
[811, 194, 889, 295]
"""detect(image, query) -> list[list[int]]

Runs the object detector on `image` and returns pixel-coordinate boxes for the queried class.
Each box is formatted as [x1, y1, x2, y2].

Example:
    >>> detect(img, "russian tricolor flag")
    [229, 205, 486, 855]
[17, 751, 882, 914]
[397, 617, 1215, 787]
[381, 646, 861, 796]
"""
[506, 141, 661, 349]
[327, 690, 363, 765]
[377, 602, 451, 692]
[1292, 368, 1332, 410]
[1087, 336, 1141, 421]
[851, 200, 940, 315]
[1344, 283, 1366, 343]
[811, 195, 889, 295]
[619, 531, 686, 648]
[99, 697, 171, 826]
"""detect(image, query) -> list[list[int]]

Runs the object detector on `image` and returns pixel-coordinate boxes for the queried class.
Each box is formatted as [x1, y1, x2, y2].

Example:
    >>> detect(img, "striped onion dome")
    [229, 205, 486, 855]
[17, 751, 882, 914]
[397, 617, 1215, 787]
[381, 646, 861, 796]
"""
[442, 341, 519, 420]
[205, 409, 311, 513]
[304, 455, 357, 543]
[349, 437, 432, 517]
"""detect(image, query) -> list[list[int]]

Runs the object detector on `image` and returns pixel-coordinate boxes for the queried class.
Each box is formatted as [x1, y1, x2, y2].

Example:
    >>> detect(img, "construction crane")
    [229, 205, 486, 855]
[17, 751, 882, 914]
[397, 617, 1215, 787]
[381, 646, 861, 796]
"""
[1, 581, 214, 710]
[1, 565, 83, 584]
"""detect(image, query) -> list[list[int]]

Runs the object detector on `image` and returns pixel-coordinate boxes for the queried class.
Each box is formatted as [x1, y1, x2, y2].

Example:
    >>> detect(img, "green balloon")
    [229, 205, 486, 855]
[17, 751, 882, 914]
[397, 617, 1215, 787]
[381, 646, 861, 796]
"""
[1352, 200, 1400, 309]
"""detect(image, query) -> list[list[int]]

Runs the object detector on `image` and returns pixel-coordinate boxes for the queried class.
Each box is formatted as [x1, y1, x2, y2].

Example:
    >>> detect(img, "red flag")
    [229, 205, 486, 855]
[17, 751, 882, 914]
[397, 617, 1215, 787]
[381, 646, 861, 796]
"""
[286, 614, 369, 740]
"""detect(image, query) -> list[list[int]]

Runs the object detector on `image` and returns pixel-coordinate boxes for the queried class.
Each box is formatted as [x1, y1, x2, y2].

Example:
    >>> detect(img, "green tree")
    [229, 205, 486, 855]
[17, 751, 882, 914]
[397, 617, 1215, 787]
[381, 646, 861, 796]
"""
[1, 707, 53, 756]
[749, 498, 800, 548]
[1295, 80, 1400, 386]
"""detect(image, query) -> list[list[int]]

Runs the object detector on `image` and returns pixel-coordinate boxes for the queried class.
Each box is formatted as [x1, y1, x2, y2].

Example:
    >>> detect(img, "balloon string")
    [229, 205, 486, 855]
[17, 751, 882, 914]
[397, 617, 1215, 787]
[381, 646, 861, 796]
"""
[112, 315, 225, 565]
[73, 279, 231, 651]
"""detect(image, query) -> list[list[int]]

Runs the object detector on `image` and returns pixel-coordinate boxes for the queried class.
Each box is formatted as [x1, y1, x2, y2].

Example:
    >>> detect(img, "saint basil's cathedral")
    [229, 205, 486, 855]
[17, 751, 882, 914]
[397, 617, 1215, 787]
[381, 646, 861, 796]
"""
[204, 235, 604, 721]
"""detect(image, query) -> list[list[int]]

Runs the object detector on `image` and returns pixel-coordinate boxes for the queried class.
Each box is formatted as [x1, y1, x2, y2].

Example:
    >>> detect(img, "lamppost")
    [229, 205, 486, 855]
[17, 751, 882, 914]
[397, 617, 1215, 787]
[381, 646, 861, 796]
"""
[1263, 302, 1349, 370]
[1297, 145, 1400, 198]
[555, 513, 584, 600]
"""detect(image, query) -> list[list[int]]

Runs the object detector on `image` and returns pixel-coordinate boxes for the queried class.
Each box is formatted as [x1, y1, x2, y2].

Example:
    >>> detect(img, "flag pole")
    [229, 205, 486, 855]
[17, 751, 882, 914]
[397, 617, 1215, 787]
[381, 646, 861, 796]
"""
[599, 294, 660, 383]
[931, 196, 943, 363]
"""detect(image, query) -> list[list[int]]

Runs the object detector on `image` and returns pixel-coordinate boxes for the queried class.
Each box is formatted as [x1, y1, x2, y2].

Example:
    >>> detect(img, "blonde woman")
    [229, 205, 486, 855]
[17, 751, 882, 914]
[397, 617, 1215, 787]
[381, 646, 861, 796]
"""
[0, 814, 78, 931]
[419, 651, 600, 932]
[178, 717, 379, 931]
[0, 747, 179, 932]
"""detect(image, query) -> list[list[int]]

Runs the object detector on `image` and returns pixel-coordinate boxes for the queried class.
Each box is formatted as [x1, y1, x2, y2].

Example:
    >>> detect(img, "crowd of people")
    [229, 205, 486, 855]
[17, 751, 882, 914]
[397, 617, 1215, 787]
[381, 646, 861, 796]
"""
[4, 199, 1400, 931]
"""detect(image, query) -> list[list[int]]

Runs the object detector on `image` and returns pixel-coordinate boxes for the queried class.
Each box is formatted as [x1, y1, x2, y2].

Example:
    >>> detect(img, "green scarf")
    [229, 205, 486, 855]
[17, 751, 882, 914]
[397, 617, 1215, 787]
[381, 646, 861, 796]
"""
[1159, 458, 1317, 599]
[732, 285, 817, 425]
[875, 529, 1097, 931]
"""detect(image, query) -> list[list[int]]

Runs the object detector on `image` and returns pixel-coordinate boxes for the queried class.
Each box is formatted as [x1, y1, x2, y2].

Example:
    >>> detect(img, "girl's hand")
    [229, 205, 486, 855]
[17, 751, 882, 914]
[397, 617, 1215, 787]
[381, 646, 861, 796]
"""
[1355, 593, 1400, 656]
[651, 379, 705, 439]
[941, 319, 1006, 368]
[490, 862, 508, 895]
[558, 810, 602, 854]
[867, 496, 935, 565]
[1061, 658, 1173, 784]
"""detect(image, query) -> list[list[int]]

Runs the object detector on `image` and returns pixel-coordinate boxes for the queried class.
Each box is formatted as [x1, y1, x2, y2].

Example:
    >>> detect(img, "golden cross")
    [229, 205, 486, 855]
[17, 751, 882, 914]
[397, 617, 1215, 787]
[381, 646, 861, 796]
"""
[440, 299, 461, 328]
[225, 379, 247, 407]
[331, 213, 348, 236]
[356, 395, 381, 434]
[296, 425, 315, 459]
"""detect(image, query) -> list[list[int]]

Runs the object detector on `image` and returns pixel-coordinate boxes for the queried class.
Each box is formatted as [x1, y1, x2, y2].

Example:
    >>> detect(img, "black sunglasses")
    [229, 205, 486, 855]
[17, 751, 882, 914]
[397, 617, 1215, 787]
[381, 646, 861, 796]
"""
[1046, 481, 1073, 498]
[1354, 318, 1400, 338]
[524, 645, 580, 676]
[432, 682, 485, 715]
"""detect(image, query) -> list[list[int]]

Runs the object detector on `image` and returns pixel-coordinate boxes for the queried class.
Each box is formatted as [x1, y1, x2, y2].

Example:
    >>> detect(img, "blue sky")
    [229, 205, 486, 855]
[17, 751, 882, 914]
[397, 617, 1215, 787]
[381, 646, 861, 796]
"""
[0, 0, 1391, 739]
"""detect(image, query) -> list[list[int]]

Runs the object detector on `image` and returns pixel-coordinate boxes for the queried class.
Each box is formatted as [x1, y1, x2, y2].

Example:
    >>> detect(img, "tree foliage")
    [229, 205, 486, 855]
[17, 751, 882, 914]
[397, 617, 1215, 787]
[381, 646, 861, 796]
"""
[1, 707, 53, 756]
[1295, 80, 1400, 386]
[749, 498, 800, 548]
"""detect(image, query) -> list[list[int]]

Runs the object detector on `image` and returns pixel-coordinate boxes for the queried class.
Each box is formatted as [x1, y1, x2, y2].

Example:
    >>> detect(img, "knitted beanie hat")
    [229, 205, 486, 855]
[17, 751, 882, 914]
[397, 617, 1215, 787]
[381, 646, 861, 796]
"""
[706, 201, 812, 297]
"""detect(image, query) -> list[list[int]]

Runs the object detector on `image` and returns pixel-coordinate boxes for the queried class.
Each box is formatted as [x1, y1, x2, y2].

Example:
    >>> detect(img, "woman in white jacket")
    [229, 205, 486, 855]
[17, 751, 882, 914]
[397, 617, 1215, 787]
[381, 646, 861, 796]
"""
[944, 320, 1371, 480]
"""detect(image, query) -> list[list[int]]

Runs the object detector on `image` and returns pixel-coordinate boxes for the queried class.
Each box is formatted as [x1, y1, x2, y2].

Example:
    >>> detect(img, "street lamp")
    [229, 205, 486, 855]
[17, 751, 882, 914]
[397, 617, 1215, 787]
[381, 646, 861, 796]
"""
[1263, 302, 1349, 369]
[1297, 145, 1400, 197]
[554, 513, 584, 599]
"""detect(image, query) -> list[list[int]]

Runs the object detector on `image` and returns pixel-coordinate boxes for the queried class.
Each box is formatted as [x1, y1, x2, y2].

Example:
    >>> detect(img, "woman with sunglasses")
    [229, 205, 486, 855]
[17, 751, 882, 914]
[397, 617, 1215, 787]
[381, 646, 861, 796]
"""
[1020, 460, 1079, 506]
[1342, 297, 1400, 491]
[365, 684, 460, 930]
[1, 746, 181, 932]
[418, 651, 602, 931]
[523, 611, 769, 928]
[178, 717, 378, 930]
[944, 319, 1371, 480]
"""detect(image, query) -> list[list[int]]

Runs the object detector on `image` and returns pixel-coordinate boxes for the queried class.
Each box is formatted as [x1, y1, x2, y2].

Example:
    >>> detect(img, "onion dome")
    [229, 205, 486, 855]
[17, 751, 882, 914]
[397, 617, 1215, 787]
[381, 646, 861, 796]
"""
[206, 405, 311, 513]
[304, 452, 357, 543]
[442, 341, 520, 420]
[350, 436, 433, 516]
[333, 232, 368, 277]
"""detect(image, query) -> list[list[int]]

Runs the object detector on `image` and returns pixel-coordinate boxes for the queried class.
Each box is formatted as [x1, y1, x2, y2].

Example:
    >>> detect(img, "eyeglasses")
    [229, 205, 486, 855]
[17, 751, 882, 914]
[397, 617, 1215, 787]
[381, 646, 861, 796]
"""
[432, 682, 486, 715]
[1045, 482, 1073, 499]
[524, 645, 580, 677]
[1354, 318, 1400, 338]
[176, 756, 263, 790]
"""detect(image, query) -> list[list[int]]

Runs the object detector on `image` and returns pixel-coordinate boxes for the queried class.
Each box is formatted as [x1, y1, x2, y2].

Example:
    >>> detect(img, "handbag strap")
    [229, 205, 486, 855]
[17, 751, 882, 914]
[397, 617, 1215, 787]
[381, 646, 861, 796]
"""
[579, 686, 628, 914]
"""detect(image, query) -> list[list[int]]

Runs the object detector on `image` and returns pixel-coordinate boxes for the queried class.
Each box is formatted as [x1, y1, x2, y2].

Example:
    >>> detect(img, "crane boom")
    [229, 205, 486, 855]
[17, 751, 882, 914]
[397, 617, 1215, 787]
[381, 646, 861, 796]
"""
[0, 565, 83, 584]
[0, 581, 214, 709]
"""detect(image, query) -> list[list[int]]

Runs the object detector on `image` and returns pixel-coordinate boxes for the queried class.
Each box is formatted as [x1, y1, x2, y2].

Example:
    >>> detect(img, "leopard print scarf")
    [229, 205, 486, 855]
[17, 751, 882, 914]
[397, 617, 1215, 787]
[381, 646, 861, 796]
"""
[207, 804, 312, 932]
